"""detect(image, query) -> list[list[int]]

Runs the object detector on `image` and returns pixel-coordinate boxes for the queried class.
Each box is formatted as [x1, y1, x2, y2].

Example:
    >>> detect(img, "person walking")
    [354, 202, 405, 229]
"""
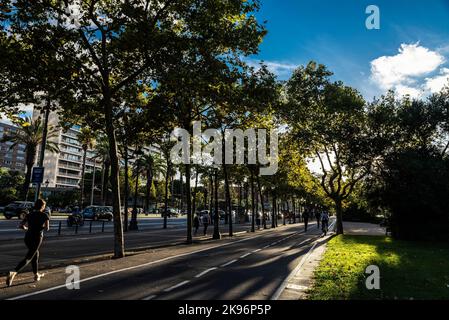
[6, 199, 50, 287]
[202, 212, 211, 236]
[302, 207, 309, 232]
[193, 213, 200, 236]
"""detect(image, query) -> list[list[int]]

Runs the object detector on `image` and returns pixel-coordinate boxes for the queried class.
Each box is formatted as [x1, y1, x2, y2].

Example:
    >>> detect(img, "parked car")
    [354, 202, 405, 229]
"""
[82, 206, 113, 221]
[3, 201, 52, 219]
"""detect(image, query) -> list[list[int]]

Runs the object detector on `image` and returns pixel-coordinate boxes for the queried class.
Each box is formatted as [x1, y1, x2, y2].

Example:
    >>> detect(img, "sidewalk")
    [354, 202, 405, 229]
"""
[277, 220, 384, 299]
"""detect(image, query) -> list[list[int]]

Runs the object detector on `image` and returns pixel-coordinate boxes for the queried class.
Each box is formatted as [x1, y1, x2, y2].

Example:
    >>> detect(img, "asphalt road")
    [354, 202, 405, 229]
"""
[0, 221, 326, 300]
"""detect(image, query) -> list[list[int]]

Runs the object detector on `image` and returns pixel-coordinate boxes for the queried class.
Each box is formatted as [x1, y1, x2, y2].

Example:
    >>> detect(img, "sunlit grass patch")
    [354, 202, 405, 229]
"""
[308, 235, 449, 300]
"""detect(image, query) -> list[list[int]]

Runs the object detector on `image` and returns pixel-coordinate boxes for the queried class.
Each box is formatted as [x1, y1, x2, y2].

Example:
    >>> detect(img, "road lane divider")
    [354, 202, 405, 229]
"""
[220, 259, 238, 267]
[195, 267, 218, 278]
[163, 280, 190, 292]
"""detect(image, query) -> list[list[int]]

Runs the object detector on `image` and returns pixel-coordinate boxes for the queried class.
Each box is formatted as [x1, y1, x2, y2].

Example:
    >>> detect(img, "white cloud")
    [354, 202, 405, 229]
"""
[425, 68, 449, 93]
[369, 43, 449, 98]
[370, 43, 445, 90]
[395, 84, 424, 99]
[246, 59, 297, 78]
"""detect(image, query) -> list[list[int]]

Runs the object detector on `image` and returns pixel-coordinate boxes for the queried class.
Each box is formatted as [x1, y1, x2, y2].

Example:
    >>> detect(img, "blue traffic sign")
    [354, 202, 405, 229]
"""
[31, 167, 45, 184]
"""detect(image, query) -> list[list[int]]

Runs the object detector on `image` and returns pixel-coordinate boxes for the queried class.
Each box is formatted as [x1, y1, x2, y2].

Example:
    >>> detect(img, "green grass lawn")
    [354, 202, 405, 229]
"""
[308, 235, 449, 300]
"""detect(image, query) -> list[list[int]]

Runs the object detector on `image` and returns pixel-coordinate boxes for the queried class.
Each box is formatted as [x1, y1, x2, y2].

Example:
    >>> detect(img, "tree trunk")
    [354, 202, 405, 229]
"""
[244, 182, 249, 222]
[271, 192, 276, 228]
[102, 161, 110, 206]
[256, 175, 266, 229]
[145, 164, 153, 213]
[80, 147, 87, 209]
[163, 160, 170, 229]
[238, 183, 242, 224]
[292, 197, 296, 224]
[130, 160, 140, 231]
[250, 171, 255, 232]
[23, 149, 35, 200]
[212, 168, 221, 239]
[35, 100, 50, 201]
[184, 164, 192, 244]
[123, 146, 129, 232]
[209, 174, 214, 213]
[103, 89, 124, 258]
[223, 163, 232, 236]
[335, 198, 344, 234]
[192, 167, 199, 216]
[180, 173, 183, 213]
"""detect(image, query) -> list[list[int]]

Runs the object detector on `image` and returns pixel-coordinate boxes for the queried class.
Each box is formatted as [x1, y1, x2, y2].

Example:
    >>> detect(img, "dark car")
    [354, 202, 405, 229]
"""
[82, 206, 113, 221]
[3, 201, 52, 220]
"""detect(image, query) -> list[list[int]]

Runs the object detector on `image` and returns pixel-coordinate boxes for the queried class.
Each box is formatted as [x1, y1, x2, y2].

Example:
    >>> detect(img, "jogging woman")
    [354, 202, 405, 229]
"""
[6, 199, 50, 287]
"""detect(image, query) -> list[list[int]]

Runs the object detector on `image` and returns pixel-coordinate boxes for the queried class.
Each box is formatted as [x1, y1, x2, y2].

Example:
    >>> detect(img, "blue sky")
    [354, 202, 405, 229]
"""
[249, 0, 449, 100]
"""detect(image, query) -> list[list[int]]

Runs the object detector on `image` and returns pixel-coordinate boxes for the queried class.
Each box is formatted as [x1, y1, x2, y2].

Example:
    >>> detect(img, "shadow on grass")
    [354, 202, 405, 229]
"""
[309, 235, 449, 300]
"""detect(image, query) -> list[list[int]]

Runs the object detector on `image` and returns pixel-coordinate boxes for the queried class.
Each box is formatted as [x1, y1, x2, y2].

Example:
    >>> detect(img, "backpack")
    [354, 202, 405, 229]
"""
[202, 214, 209, 224]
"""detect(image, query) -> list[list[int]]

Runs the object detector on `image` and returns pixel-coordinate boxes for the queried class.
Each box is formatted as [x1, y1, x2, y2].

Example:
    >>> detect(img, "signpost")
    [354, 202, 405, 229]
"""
[32, 167, 45, 184]
[32, 167, 45, 201]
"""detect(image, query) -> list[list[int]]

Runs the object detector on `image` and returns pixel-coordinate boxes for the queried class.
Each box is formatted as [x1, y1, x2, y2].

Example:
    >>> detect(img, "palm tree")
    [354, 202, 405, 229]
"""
[139, 153, 166, 213]
[129, 147, 145, 230]
[77, 127, 96, 209]
[160, 139, 176, 229]
[1, 117, 59, 198]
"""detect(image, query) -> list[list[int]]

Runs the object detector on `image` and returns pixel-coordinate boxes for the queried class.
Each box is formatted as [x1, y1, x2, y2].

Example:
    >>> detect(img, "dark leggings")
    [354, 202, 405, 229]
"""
[15, 234, 43, 274]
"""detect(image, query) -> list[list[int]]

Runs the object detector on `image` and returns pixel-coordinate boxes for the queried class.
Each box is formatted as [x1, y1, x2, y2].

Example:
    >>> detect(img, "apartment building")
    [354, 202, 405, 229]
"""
[0, 122, 27, 172]
[32, 109, 161, 189]
[32, 109, 102, 188]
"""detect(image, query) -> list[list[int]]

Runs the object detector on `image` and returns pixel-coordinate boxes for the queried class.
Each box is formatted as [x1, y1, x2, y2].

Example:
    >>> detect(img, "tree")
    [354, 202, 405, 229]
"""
[362, 89, 449, 240]
[77, 126, 96, 209]
[138, 153, 166, 213]
[0, 169, 24, 205]
[284, 62, 371, 234]
[1, 117, 59, 198]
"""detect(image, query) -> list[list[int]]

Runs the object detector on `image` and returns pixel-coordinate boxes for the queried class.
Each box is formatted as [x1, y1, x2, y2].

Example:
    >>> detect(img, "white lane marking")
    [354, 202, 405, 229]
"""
[271, 237, 320, 300]
[195, 267, 218, 278]
[252, 248, 262, 253]
[163, 280, 190, 292]
[8, 228, 286, 300]
[240, 252, 252, 258]
[220, 259, 238, 267]
[142, 294, 157, 300]
[263, 245, 270, 249]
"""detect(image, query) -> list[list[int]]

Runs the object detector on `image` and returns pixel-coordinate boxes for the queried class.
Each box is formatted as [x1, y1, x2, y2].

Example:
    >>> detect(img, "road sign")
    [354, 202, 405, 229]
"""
[31, 167, 45, 184]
